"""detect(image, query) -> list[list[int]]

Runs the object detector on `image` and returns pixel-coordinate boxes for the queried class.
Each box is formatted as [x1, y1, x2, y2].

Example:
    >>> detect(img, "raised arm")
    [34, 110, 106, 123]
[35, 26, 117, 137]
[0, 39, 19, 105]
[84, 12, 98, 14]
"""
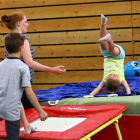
[90, 80, 105, 96]
[121, 79, 131, 94]
[22, 40, 66, 74]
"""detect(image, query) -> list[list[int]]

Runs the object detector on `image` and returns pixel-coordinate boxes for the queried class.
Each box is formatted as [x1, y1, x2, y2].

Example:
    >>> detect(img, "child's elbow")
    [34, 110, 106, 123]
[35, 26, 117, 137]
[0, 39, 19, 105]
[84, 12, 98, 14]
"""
[24, 87, 33, 97]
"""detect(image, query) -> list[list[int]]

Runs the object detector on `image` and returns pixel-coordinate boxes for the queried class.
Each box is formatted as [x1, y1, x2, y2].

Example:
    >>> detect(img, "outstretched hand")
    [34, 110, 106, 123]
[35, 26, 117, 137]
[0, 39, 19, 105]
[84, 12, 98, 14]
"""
[53, 65, 66, 74]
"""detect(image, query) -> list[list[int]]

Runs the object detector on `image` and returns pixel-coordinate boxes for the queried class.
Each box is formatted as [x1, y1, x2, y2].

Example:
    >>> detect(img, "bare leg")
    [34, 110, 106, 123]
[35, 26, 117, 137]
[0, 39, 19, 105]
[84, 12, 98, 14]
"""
[99, 15, 120, 56]
[100, 15, 108, 50]
[20, 103, 31, 131]
[100, 15, 107, 38]
[20, 103, 37, 135]
[100, 34, 120, 56]
[108, 39, 120, 56]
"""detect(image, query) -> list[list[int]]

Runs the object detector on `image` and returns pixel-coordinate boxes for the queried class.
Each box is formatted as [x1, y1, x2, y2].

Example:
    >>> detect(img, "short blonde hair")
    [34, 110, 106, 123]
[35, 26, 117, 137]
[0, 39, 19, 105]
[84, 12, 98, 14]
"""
[105, 78, 120, 92]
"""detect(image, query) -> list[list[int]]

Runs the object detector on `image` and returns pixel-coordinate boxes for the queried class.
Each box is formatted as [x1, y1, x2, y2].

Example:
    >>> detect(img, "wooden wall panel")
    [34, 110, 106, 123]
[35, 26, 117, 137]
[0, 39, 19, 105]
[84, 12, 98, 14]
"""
[0, 29, 132, 46]
[0, 0, 126, 9]
[33, 71, 104, 83]
[0, 15, 132, 33]
[32, 55, 133, 87]
[32, 54, 133, 85]
[0, 2, 131, 21]
[28, 29, 133, 45]
[33, 42, 133, 58]
[23, 15, 132, 32]
[35, 57, 105, 70]
[34, 56, 133, 70]
[132, 1, 140, 13]
[134, 56, 140, 62]
[132, 15, 140, 27]
[0, 47, 5, 59]
[0, 42, 133, 59]
[0, 27, 10, 34]
[122, 43, 133, 55]
[33, 44, 102, 58]
[133, 28, 140, 41]
[134, 42, 140, 55]
[0, 1, 138, 90]
[0, 35, 5, 47]
[32, 84, 64, 91]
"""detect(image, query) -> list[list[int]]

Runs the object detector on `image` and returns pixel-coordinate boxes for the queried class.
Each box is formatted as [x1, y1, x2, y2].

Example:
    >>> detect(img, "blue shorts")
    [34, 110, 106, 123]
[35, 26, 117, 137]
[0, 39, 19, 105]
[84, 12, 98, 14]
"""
[100, 44, 125, 59]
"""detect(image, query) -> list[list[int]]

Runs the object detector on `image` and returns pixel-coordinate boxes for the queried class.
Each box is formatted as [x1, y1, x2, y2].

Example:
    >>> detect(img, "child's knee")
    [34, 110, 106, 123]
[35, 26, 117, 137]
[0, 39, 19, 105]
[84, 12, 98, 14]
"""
[100, 42, 106, 46]
[100, 42, 108, 50]
[108, 50, 113, 55]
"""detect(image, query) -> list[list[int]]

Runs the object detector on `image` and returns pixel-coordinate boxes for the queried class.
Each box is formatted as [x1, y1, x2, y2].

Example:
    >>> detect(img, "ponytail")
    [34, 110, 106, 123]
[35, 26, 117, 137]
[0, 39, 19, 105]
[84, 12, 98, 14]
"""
[1, 15, 11, 27]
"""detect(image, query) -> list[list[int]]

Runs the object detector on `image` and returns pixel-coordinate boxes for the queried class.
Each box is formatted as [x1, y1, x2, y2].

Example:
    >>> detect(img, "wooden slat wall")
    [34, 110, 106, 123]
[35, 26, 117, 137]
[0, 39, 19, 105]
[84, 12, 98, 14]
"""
[0, 0, 139, 91]
[0, 0, 126, 9]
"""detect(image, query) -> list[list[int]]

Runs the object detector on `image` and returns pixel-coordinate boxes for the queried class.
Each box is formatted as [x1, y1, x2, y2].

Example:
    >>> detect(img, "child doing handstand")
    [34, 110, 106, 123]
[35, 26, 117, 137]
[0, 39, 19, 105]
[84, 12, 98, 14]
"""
[90, 15, 131, 96]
